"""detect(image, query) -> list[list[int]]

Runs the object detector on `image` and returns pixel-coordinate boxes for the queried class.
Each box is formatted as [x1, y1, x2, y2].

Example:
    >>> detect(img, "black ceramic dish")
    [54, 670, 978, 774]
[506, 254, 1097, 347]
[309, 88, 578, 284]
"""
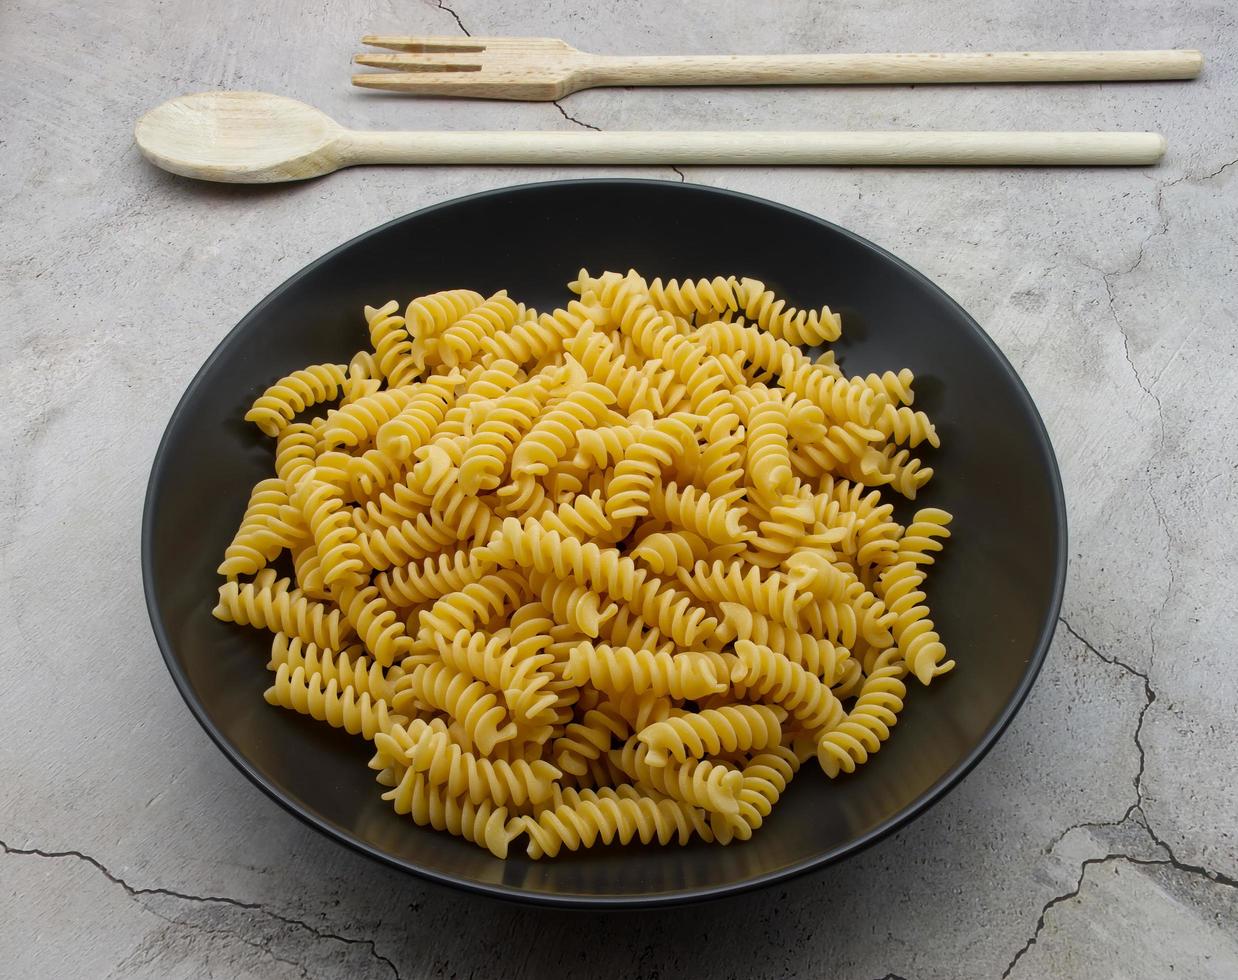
[143, 179, 1066, 907]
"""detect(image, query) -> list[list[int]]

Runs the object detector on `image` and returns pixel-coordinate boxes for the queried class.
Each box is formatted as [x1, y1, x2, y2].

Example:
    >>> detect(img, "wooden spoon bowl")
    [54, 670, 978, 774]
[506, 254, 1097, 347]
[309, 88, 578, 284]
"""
[135, 91, 346, 182]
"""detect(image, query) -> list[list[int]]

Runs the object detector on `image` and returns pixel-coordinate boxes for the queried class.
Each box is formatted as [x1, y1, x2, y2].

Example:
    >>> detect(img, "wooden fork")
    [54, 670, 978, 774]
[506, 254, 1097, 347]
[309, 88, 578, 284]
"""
[352, 36, 1203, 101]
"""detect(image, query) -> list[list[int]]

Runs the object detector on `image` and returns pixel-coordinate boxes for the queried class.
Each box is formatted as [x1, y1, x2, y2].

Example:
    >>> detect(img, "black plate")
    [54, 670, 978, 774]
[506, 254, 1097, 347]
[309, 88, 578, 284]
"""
[143, 179, 1066, 907]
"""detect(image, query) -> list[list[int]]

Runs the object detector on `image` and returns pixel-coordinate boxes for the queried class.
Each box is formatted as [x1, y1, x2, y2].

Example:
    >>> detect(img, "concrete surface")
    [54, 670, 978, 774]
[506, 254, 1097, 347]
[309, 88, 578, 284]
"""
[2, 0, 1235, 976]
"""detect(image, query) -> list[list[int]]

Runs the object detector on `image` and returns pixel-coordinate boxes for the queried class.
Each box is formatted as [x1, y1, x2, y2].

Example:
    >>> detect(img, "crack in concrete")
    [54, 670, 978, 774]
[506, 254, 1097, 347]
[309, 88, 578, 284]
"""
[1000, 853, 1237, 979]
[1164, 155, 1238, 188]
[1090, 186, 1168, 447]
[670, 166, 687, 182]
[1051, 617, 1237, 870]
[999, 854, 1124, 978]
[551, 101, 601, 131]
[1057, 617, 1143, 680]
[870, 973, 910, 980]
[1200, 157, 1238, 180]
[1055, 616, 1156, 821]
[1027, 619, 1238, 977]
[433, 0, 470, 36]
[0, 839, 403, 980]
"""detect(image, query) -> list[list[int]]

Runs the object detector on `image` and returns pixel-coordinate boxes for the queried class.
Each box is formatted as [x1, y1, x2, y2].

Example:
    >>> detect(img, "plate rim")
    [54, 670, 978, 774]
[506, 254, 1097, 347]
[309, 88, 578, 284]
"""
[142, 177, 1068, 908]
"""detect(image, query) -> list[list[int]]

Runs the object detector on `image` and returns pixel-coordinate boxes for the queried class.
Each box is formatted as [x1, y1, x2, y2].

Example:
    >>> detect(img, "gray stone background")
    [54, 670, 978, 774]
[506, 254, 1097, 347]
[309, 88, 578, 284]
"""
[2, 0, 1235, 976]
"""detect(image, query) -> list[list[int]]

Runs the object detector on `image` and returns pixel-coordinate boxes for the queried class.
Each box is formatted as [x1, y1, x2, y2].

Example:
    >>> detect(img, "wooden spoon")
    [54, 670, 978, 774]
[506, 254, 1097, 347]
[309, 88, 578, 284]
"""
[134, 91, 1168, 184]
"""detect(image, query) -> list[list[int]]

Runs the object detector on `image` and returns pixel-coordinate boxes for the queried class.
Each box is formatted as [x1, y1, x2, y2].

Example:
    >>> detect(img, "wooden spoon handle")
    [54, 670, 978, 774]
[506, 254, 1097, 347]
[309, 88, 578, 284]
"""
[341, 130, 1166, 167]
[581, 50, 1203, 87]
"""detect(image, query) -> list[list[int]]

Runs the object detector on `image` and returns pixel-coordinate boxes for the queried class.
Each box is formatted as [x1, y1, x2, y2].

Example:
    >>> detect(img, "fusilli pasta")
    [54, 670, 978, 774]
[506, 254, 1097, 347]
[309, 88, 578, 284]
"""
[214, 269, 951, 859]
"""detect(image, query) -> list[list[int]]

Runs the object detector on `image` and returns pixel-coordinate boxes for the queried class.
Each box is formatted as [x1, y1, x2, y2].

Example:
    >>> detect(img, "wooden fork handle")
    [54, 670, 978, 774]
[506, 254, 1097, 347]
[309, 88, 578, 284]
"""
[581, 50, 1203, 86]
[341, 130, 1167, 167]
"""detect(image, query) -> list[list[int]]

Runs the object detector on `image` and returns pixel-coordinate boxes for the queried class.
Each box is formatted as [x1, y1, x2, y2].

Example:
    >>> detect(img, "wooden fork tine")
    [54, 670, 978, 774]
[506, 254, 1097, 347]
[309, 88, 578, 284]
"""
[350, 72, 541, 95]
[353, 53, 484, 69]
[361, 35, 485, 53]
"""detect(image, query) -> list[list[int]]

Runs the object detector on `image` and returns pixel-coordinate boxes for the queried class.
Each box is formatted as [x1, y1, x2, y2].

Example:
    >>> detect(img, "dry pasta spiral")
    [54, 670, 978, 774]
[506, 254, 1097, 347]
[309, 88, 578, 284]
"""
[511, 380, 615, 477]
[433, 292, 525, 368]
[605, 415, 698, 521]
[711, 747, 800, 843]
[744, 398, 794, 503]
[718, 602, 847, 683]
[611, 280, 732, 412]
[735, 277, 842, 346]
[267, 633, 396, 702]
[730, 640, 845, 730]
[214, 572, 353, 650]
[591, 603, 672, 655]
[274, 422, 319, 489]
[564, 321, 664, 414]
[366, 301, 421, 388]
[535, 574, 614, 638]
[610, 738, 743, 815]
[377, 719, 561, 807]
[374, 550, 495, 608]
[265, 663, 405, 740]
[877, 404, 940, 449]
[647, 275, 741, 320]
[427, 628, 557, 722]
[406, 288, 486, 337]
[551, 706, 630, 777]
[356, 511, 459, 572]
[679, 560, 808, 628]
[217, 479, 301, 579]
[521, 785, 713, 858]
[566, 643, 726, 700]
[481, 298, 594, 364]
[878, 560, 954, 684]
[382, 767, 517, 859]
[414, 571, 528, 648]
[897, 508, 953, 565]
[816, 649, 908, 777]
[335, 582, 414, 667]
[692, 404, 746, 501]
[395, 661, 517, 754]
[458, 370, 563, 494]
[637, 704, 785, 767]
[648, 482, 748, 545]
[860, 368, 916, 406]
[697, 318, 805, 380]
[373, 373, 462, 460]
[574, 418, 651, 469]
[778, 355, 884, 426]
[630, 530, 710, 575]
[245, 363, 348, 437]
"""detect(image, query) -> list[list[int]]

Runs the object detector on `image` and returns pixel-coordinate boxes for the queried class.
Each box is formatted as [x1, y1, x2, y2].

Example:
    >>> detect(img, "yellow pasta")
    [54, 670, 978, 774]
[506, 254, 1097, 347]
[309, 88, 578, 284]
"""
[566, 642, 726, 700]
[214, 270, 951, 859]
[217, 478, 302, 579]
[734, 277, 843, 346]
[364, 302, 416, 389]
[377, 719, 561, 808]
[264, 662, 405, 740]
[244, 363, 348, 437]
[432, 291, 526, 368]
[637, 704, 786, 767]
[521, 785, 713, 858]
[610, 737, 743, 815]
[215, 570, 353, 650]
[267, 633, 396, 702]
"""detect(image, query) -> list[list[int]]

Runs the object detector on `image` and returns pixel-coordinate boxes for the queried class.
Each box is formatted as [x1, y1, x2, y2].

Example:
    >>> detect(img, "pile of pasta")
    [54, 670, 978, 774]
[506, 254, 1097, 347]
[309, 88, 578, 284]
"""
[213, 269, 952, 859]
